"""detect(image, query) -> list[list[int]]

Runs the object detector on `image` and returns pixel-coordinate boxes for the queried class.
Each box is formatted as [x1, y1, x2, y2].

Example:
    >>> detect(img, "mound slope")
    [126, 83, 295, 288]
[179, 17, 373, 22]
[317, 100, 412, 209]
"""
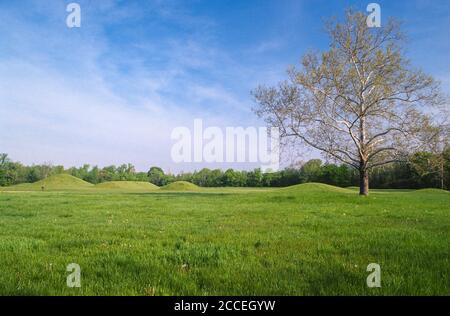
[280, 182, 352, 193]
[161, 181, 200, 191]
[3, 174, 93, 191]
[95, 181, 159, 191]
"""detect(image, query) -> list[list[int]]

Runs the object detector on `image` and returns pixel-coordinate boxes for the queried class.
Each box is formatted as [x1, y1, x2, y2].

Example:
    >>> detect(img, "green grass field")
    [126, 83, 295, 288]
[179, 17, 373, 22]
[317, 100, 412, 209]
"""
[0, 176, 449, 295]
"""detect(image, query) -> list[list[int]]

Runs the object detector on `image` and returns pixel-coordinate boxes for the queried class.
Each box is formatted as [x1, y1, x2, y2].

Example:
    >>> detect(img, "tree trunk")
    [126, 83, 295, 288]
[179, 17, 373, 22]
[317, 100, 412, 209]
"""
[359, 165, 369, 196]
[358, 112, 368, 196]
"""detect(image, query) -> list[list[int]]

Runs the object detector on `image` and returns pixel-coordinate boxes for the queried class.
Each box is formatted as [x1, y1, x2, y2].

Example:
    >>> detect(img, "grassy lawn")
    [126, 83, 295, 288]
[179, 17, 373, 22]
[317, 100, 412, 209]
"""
[0, 183, 449, 295]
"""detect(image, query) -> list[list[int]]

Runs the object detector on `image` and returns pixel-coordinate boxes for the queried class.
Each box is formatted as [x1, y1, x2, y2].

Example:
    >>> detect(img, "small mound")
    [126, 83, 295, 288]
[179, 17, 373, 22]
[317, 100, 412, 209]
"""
[95, 181, 159, 191]
[280, 182, 351, 193]
[5, 174, 93, 191]
[414, 188, 449, 194]
[161, 181, 200, 191]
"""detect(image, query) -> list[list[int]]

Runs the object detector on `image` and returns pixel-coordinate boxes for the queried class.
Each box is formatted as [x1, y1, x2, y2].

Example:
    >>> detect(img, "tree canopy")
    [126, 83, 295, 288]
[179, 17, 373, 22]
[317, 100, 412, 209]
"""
[252, 10, 448, 195]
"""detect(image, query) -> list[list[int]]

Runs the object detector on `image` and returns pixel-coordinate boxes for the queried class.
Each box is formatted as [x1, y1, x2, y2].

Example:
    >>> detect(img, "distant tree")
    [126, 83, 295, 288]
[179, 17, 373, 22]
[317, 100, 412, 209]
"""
[411, 123, 450, 189]
[0, 154, 23, 186]
[147, 166, 167, 186]
[115, 164, 135, 180]
[99, 166, 116, 182]
[209, 169, 224, 187]
[53, 165, 65, 174]
[39, 163, 53, 179]
[0, 153, 9, 166]
[72, 164, 91, 181]
[318, 164, 353, 187]
[223, 169, 245, 187]
[0, 154, 9, 186]
[86, 166, 100, 184]
[134, 172, 150, 182]
[261, 171, 281, 187]
[192, 168, 212, 186]
[247, 168, 263, 187]
[300, 159, 323, 182]
[253, 10, 447, 195]
[26, 167, 41, 183]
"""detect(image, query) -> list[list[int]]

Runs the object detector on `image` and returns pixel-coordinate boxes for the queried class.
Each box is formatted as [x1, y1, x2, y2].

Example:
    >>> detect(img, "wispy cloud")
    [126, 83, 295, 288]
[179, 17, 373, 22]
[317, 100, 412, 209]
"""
[0, 0, 448, 171]
[0, 0, 263, 171]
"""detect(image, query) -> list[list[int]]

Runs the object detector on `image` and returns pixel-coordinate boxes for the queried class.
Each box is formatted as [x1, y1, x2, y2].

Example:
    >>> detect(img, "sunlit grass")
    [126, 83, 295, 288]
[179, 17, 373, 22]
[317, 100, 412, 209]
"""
[0, 185, 448, 295]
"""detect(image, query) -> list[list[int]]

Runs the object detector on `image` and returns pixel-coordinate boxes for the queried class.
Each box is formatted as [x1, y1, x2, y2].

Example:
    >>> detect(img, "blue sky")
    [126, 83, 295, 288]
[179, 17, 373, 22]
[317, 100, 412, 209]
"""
[0, 0, 449, 172]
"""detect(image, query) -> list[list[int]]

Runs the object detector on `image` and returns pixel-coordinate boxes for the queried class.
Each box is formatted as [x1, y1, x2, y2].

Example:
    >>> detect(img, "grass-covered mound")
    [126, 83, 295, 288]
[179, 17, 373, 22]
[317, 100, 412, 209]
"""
[95, 181, 159, 191]
[280, 182, 352, 193]
[1, 174, 93, 191]
[161, 181, 200, 191]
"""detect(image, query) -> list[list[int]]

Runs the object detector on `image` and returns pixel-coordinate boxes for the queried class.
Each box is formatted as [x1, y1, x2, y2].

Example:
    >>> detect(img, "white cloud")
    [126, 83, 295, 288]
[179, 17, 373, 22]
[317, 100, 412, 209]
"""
[0, 1, 283, 172]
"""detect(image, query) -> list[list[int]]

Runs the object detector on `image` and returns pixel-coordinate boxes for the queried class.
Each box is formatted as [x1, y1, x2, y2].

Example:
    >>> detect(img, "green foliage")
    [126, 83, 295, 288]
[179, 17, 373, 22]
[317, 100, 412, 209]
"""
[95, 181, 159, 191]
[147, 166, 168, 186]
[409, 149, 450, 189]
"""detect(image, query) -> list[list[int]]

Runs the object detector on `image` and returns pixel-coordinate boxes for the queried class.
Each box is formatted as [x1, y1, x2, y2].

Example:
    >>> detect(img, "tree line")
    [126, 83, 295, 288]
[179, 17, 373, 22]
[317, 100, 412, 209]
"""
[1, 151, 448, 189]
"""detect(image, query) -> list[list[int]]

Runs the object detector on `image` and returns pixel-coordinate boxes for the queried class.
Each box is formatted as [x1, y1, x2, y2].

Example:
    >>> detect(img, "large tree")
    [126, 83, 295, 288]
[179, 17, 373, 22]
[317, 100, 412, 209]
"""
[252, 10, 447, 195]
